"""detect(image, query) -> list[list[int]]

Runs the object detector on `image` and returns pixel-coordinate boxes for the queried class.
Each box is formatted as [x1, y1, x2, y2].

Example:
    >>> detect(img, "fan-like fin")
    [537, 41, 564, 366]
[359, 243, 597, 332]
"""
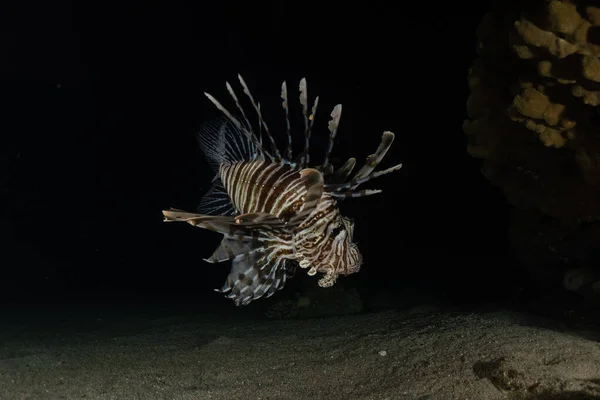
[217, 245, 295, 306]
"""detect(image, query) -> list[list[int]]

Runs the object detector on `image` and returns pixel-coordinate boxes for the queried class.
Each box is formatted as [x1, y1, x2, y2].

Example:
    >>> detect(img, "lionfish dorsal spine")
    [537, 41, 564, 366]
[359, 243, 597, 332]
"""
[203, 92, 268, 162]
[280, 81, 293, 161]
[308, 95, 319, 164]
[237, 74, 282, 162]
[323, 104, 343, 170]
[326, 162, 403, 192]
[323, 131, 402, 199]
[256, 102, 263, 147]
[295, 78, 321, 168]
[297, 78, 309, 167]
[224, 80, 269, 157]
[351, 131, 395, 182]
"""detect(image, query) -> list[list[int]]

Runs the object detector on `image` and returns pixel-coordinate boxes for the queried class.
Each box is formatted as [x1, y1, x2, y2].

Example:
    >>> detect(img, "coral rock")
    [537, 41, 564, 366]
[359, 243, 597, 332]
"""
[465, 0, 600, 226]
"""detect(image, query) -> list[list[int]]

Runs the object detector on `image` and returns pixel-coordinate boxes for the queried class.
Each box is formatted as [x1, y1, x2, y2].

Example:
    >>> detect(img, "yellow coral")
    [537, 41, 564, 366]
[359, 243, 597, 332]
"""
[464, 0, 600, 225]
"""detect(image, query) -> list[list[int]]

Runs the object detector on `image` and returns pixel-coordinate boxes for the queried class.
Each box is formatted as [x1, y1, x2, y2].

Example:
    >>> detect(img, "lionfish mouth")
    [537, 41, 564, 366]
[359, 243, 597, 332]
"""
[162, 74, 402, 306]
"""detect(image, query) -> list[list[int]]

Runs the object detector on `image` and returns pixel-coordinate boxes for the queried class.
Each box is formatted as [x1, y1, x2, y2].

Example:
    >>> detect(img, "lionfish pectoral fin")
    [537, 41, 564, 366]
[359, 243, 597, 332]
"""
[164, 207, 187, 213]
[234, 212, 285, 227]
[286, 168, 324, 226]
[217, 247, 294, 306]
[162, 208, 203, 222]
[161, 209, 250, 236]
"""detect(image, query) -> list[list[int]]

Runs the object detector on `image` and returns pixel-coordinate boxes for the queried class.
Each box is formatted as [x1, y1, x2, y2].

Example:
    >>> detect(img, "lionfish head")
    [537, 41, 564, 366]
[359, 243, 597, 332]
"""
[340, 215, 362, 274]
[299, 214, 363, 288]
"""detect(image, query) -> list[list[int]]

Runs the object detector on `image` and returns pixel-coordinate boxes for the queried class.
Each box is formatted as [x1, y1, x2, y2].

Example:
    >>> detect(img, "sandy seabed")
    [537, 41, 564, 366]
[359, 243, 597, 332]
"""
[1, 305, 600, 400]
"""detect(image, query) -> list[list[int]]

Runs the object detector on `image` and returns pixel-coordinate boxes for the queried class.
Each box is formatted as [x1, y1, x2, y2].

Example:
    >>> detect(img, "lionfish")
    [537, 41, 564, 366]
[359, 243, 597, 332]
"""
[162, 75, 401, 306]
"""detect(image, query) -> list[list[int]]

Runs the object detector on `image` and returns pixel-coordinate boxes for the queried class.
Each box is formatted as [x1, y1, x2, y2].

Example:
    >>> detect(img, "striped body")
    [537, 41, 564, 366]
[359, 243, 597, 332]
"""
[220, 159, 361, 288]
[162, 75, 401, 306]
[220, 161, 305, 222]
